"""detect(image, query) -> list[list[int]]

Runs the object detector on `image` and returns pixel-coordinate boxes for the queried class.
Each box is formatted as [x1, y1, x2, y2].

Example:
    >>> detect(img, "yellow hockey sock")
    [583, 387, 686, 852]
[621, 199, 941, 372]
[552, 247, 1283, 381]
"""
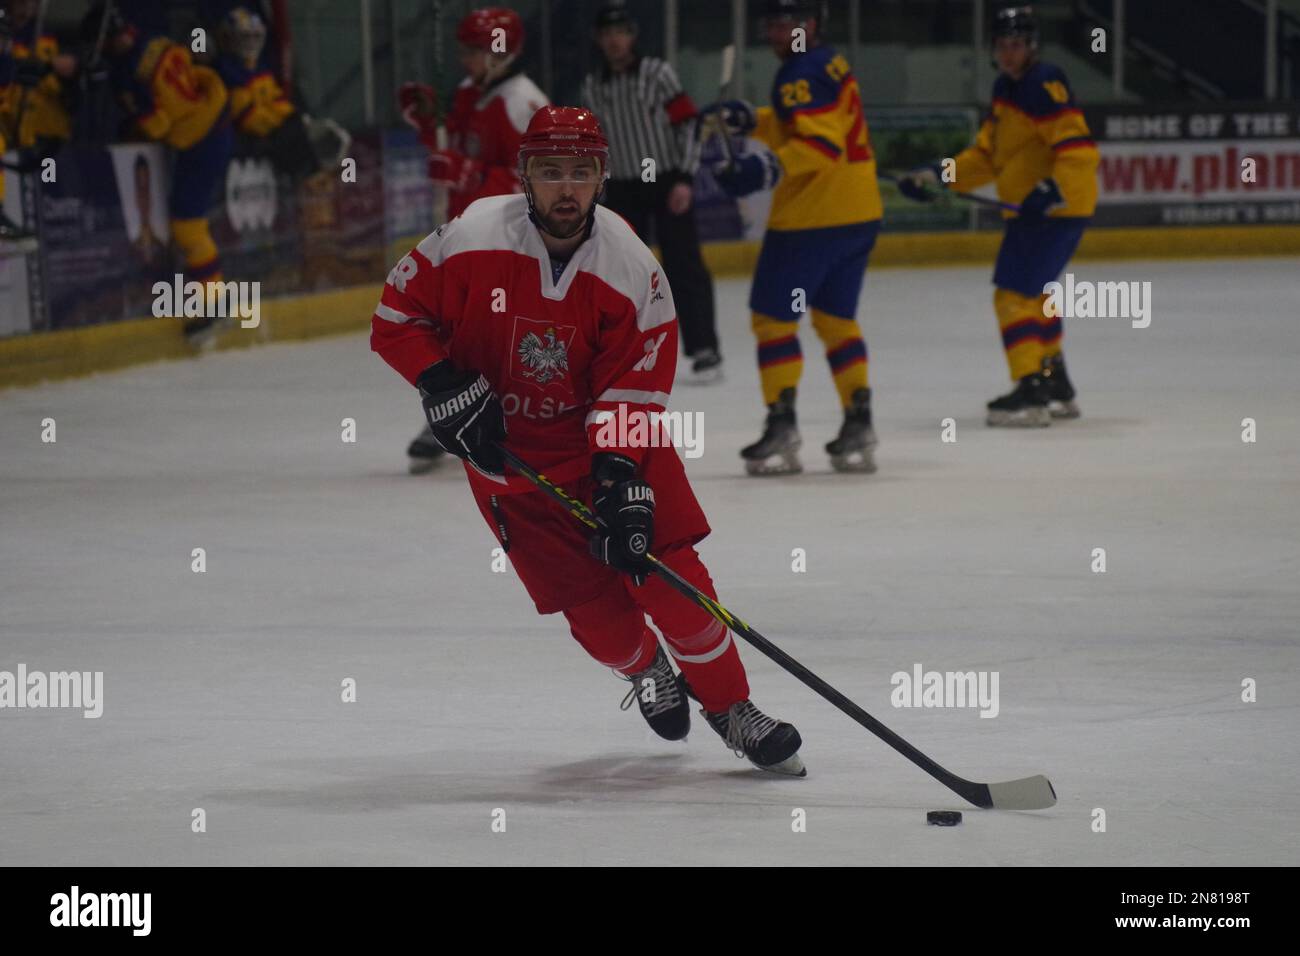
[811, 308, 868, 408]
[753, 311, 803, 405]
[994, 288, 1059, 381]
[171, 217, 222, 282]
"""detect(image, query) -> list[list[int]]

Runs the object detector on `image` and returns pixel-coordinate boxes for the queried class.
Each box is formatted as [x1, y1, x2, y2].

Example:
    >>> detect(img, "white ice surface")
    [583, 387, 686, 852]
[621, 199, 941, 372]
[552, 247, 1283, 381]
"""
[2, 258, 1298, 866]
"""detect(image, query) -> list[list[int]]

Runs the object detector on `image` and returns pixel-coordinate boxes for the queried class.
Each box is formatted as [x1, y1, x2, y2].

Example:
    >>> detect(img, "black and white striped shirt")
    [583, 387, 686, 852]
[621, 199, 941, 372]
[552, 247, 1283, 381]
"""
[581, 55, 701, 183]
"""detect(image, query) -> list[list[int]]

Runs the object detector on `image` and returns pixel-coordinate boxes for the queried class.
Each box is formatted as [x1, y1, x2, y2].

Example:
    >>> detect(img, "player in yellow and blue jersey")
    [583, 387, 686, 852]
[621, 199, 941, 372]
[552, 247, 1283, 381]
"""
[1, 0, 74, 244]
[899, 5, 1098, 427]
[83, 2, 233, 342]
[0, 4, 27, 243]
[705, 0, 883, 475]
[216, 6, 293, 141]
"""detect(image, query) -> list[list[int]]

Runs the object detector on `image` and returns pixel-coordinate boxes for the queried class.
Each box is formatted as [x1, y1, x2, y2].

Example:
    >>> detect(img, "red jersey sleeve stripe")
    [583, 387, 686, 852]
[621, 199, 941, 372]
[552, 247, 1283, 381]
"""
[664, 92, 698, 125]
[797, 134, 842, 159]
[1052, 136, 1096, 152]
[994, 97, 1084, 124]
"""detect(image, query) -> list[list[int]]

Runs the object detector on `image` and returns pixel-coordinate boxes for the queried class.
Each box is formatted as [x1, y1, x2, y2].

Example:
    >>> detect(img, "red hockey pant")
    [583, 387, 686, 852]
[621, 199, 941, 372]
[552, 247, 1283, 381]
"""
[561, 544, 749, 713]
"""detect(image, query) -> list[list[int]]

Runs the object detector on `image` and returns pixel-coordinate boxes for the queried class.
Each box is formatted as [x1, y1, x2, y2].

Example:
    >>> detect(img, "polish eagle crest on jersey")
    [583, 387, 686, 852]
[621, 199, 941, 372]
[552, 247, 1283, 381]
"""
[512, 316, 576, 391]
[371, 193, 681, 494]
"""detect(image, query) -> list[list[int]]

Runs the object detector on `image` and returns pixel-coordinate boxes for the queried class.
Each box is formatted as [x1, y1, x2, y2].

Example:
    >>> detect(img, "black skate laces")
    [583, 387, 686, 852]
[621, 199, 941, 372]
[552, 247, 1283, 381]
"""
[713, 701, 779, 758]
[620, 649, 684, 717]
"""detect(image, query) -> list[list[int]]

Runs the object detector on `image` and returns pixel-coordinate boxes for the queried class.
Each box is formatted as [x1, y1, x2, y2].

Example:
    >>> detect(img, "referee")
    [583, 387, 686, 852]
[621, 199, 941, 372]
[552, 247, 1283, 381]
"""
[581, 0, 722, 383]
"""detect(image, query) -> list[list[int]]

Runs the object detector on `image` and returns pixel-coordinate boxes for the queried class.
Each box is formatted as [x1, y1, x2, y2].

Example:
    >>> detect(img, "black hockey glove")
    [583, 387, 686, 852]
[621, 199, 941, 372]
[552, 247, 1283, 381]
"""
[1018, 178, 1064, 221]
[714, 150, 781, 198]
[417, 360, 507, 476]
[589, 452, 655, 585]
[896, 163, 943, 202]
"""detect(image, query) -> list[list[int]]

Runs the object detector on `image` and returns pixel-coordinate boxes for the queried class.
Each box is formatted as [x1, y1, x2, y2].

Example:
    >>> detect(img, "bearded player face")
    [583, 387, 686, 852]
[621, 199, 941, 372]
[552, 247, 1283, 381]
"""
[525, 155, 603, 239]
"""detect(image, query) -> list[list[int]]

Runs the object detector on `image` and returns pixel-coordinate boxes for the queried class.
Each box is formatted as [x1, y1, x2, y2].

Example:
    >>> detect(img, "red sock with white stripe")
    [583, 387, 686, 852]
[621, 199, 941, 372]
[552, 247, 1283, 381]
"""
[629, 546, 750, 712]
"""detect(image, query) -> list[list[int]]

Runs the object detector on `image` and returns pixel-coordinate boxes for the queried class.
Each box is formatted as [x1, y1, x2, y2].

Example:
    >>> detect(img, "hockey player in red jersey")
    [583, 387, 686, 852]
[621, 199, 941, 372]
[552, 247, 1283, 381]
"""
[398, 6, 549, 473]
[371, 106, 805, 776]
[399, 7, 548, 222]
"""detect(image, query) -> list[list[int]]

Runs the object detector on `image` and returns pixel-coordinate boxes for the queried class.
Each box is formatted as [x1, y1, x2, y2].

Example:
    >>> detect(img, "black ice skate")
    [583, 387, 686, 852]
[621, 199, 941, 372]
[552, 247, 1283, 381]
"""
[740, 387, 802, 475]
[703, 699, 805, 776]
[620, 645, 691, 741]
[682, 349, 723, 386]
[407, 423, 447, 474]
[825, 386, 877, 474]
[986, 373, 1051, 427]
[1041, 354, 1080, 419]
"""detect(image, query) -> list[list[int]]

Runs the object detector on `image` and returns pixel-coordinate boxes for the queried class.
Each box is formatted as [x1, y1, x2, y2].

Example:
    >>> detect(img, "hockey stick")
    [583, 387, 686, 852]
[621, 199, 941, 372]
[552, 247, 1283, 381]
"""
[498, 446, 1057, 811]
[695, 44, 738, 174]
[879, 172, 1022, 214]
[85, 0, 113, 74]
[715, 44, 737, 172]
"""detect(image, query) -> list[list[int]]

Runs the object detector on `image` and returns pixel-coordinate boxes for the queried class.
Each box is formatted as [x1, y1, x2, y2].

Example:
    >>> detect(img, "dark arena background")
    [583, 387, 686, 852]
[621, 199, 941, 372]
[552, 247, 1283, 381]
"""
[0, 0, 1294, 934]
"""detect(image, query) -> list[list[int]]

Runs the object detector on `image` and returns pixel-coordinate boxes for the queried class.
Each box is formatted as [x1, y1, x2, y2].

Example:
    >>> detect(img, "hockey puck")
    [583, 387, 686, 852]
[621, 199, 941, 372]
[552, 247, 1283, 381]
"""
[926, 810, 962, 826]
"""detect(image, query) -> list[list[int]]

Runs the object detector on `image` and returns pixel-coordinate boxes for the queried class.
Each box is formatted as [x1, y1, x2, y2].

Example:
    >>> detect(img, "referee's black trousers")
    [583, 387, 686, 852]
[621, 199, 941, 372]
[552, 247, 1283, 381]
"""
[603, 178, 719, 358]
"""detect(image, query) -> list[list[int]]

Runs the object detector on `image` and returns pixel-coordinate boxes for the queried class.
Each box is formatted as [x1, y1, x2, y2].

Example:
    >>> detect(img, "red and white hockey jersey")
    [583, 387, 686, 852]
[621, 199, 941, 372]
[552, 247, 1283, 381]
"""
[371, 194, 680, 497]
[444, 71, 549, 219]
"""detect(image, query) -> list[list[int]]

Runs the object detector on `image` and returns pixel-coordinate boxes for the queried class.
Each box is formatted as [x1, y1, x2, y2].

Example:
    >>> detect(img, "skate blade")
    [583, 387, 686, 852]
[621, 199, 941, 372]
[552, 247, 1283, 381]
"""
[744, 453, 802, 476]
[1049, 400, 1081, 419]
[753, 752, 807, 777]
[184, 317, 232, 352]
[986, 408, 1051, 428]
[680, 368, 724, 386]
[829, 450, 877, 474]
[186, 328, 222, 353]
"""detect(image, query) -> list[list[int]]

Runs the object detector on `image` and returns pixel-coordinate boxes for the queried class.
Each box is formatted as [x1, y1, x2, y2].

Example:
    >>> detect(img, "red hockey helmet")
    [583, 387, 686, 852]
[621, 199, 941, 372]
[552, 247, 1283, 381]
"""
[518, 107, 610, 239]
[457, 7, 524, 56]
[517, 106, 610, 172]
